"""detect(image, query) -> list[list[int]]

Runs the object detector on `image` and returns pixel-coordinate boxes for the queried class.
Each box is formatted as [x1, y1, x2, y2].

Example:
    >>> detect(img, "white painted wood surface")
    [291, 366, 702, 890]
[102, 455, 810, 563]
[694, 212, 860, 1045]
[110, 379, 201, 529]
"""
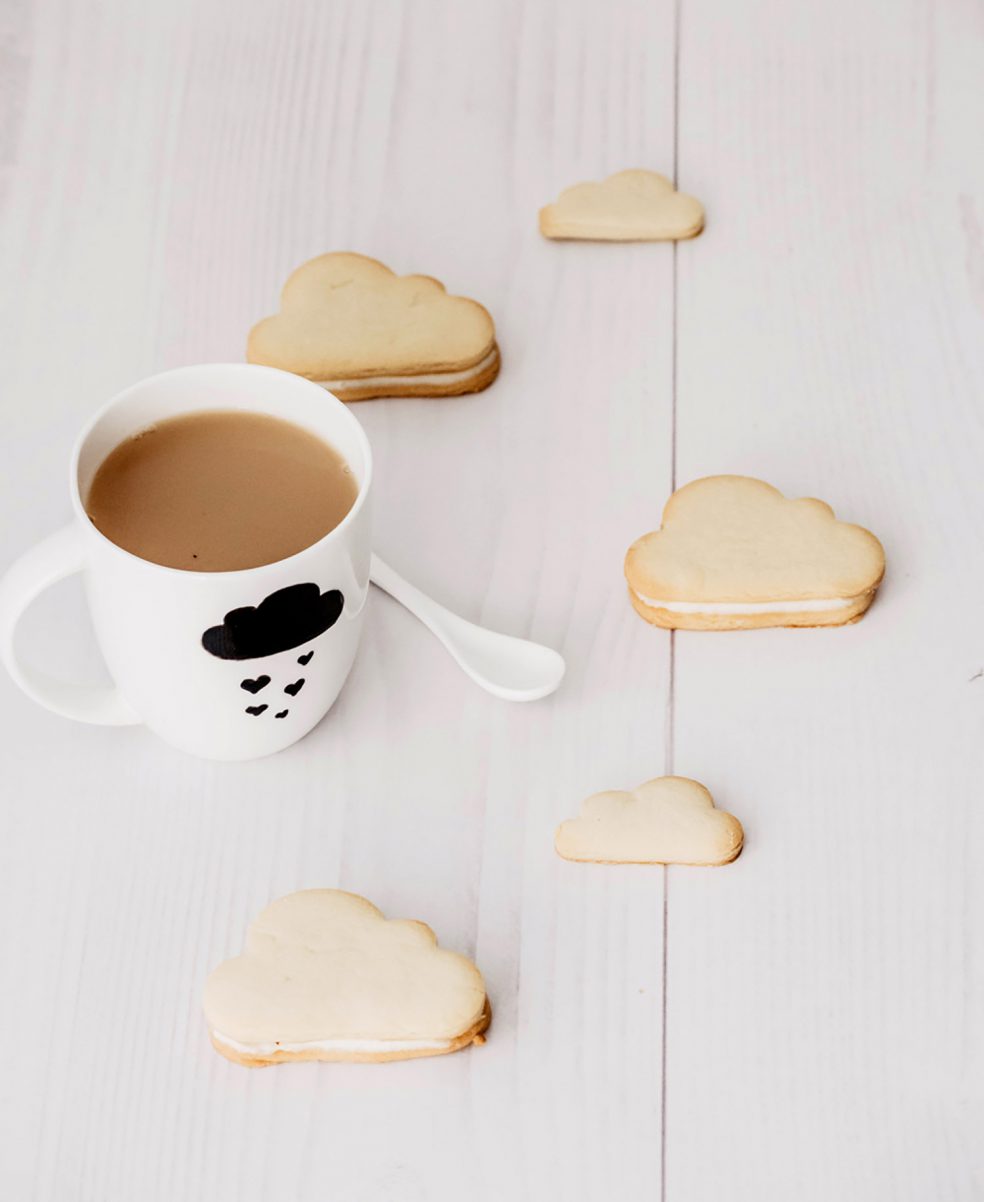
[0, 1, 981, 1199]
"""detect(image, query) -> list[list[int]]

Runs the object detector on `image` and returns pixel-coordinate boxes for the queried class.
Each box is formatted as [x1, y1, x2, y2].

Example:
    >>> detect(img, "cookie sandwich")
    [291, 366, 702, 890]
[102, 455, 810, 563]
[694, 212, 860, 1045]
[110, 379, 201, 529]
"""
[625, 475, 885, 630]
[204, 889, 491, 1066]
[247, 252, 499, 400]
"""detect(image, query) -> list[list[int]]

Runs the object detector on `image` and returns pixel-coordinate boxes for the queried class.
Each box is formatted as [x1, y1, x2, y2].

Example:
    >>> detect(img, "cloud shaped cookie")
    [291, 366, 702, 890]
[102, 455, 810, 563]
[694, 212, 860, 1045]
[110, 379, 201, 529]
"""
[624, 475, 886, 630]
[555, 776, 743, 866]
[204, 889, 490, 1066]
[247, 252, 500, 400]
[539, 169, 704, 241]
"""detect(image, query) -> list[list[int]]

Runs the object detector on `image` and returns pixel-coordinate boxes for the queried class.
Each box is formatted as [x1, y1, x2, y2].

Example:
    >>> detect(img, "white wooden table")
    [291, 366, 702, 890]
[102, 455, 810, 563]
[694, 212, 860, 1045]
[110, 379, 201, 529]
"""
[2, 1, 982, 1198]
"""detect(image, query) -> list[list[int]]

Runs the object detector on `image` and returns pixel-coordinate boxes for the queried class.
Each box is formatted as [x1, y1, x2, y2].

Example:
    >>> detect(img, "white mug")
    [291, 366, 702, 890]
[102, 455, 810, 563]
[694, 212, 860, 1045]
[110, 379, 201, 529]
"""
[0, 364, 372, 760]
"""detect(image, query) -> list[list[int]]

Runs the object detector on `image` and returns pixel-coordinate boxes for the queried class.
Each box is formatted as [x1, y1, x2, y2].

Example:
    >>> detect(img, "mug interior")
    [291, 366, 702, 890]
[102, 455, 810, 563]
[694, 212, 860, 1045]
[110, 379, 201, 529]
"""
[72, 364, 372, 569]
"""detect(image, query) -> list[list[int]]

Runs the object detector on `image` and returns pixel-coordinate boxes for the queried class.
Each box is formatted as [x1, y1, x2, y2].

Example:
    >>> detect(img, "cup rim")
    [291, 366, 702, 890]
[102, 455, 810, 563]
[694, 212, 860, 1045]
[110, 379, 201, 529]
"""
[69, 362, 373, 580]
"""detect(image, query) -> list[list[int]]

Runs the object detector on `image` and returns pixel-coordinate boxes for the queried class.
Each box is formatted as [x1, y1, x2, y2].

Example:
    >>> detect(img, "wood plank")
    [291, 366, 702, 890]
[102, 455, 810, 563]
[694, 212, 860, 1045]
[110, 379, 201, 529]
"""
[666, 1, 984, 1197]
[0, 1, 677, 1198]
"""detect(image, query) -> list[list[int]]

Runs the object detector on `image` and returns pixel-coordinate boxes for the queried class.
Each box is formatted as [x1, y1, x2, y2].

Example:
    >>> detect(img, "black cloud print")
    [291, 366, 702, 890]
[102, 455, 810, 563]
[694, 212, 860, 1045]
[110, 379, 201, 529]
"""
[202, 583, 344, 661]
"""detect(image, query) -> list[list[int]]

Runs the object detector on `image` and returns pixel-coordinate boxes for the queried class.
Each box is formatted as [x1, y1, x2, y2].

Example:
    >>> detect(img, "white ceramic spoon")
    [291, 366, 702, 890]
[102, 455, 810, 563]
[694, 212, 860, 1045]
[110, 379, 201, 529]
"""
[370, 554, 565, 702]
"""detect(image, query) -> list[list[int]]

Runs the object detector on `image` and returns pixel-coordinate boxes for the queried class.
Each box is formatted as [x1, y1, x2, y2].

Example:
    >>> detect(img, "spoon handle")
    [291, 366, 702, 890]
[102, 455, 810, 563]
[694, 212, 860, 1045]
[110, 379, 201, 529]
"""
[369, 553, 565, 701]
[370, 552, 494, 657]
[370, 553, 448, 626]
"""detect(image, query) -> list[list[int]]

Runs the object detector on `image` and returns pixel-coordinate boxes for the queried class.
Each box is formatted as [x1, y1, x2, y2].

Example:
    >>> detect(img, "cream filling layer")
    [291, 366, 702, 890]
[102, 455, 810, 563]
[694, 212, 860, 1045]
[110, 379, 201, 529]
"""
[316, 347, 498, 392]
[632, 590, 857, 615]
[212, 1029, 452, 1057]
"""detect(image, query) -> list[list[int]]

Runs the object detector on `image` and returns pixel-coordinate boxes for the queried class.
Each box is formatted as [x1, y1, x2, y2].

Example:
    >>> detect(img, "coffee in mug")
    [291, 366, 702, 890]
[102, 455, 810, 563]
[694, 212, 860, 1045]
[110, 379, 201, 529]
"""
[86, 410, 358, 572]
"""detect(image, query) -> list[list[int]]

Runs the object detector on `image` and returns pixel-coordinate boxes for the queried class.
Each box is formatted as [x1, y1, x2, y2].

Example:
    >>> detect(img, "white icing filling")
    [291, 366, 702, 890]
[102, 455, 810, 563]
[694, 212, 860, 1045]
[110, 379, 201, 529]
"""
[632, 590, 857, 615]
[212, 1029, 452, 1057]
[316, 347, 498, 392]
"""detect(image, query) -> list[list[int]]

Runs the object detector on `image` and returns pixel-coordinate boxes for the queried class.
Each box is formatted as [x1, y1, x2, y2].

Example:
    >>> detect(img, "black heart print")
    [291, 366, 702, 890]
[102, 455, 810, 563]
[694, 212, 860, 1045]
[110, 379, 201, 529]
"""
[240, 675, 271, 694]
[284, 679, 305, 697]
[298, 651, 314, 666]
[245, 704, 268, 716]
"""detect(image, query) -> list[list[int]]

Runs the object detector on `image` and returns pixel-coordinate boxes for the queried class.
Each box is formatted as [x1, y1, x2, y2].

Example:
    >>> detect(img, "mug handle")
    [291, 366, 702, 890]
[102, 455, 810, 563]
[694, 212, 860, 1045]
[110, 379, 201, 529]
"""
[0, 524, 140, 725]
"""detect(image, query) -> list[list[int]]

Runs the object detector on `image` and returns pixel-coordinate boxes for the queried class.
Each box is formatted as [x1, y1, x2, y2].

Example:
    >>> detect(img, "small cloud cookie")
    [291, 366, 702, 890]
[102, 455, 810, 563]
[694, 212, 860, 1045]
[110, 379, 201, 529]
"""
[204, 889, 490, 1067]
[556, 776, 743, 866]
[625, 475, 886, 630]
[247, 252, 500, 401]
[539, 169, 704, 241]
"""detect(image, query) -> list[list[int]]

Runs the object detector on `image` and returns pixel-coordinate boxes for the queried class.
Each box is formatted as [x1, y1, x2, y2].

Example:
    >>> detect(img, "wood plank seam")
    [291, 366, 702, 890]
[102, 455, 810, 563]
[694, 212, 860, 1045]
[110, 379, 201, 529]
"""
[661, 1, 683, 1199]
